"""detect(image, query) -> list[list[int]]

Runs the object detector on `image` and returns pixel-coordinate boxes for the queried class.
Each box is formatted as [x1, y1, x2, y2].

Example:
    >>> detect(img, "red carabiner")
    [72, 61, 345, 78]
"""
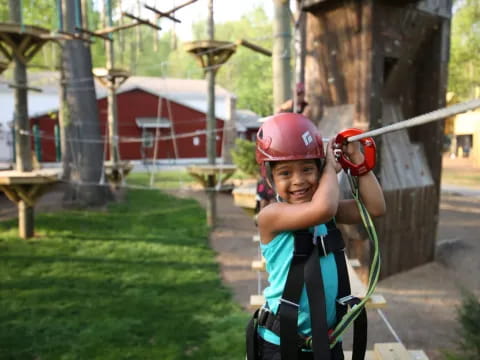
[333, 128, 376, 176]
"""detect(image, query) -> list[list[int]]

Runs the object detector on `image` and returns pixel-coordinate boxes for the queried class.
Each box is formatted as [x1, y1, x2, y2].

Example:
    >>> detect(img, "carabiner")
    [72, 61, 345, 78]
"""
[333, 128, 376, 176]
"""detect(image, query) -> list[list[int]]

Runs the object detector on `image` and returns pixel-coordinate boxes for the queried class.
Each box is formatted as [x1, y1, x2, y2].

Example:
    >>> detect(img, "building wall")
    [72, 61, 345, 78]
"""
[30, 89, 225, 162]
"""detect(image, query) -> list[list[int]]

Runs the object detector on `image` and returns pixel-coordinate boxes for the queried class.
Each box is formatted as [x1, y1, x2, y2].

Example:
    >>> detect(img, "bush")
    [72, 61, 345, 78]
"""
[231, 138, 259, 178]
[444, 292, 480, 360]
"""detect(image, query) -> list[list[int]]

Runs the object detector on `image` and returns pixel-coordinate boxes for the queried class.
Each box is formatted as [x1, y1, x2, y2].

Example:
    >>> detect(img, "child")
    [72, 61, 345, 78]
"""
[249, 112, 386, 360]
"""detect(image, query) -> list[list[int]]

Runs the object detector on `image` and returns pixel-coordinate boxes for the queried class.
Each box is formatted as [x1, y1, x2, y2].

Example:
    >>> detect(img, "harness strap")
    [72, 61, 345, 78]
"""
[246, 308, 260, 360]
[305, 244, 331, 360]
[279, 230, 309, 360]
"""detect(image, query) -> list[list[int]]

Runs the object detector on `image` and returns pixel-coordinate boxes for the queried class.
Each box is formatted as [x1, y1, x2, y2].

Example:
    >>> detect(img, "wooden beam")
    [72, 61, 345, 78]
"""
[167, 0, 199, 14]
[144, 5, 181, 23]
[8, 84, 42, 92]
[24, 40, 46, 63]
[236, 39, 272, 57]
[122, 12, 162, 31]
[0, 41, 12, 60]
[0, 184, 20, 203]
[75, 27, 112, 41]
[94, 22, 139, 35]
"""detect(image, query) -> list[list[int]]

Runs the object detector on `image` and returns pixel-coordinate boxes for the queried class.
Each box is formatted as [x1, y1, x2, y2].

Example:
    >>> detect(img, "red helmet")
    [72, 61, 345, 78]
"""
[256, 113, 325, 165]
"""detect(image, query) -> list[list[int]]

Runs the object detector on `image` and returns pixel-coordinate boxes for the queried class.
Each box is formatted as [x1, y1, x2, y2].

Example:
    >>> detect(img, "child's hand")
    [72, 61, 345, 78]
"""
[326, 138, 342, 173]
[343, 141, 365, 165]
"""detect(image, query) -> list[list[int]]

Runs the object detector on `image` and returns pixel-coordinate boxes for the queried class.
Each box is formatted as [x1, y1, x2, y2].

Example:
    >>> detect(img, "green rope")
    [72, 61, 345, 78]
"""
[327, 171, 382, 348]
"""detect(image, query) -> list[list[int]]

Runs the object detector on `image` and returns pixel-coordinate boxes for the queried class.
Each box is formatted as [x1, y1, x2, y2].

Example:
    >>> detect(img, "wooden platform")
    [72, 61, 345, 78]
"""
[232, 184, 256, 217]
[184, 40, 236, 72]
[104, 161, 132, 186]
[93, 67, 130, 88]
[0, 23, 50, 65]
[0, 168, 62, 206]
[187, 164, 236, 190]
[344, 343, 429, 360]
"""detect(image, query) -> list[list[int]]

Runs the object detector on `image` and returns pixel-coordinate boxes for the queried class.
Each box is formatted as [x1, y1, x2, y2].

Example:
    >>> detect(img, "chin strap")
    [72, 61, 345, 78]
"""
[328, 170, 381, 348]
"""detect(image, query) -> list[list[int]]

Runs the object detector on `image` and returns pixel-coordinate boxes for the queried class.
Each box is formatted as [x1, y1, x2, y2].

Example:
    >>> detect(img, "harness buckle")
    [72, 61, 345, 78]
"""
[319, 235, 327, 257]
[258, 307, 270, 326]
[279, 298, 300, 308]
[337, 294, 358, 306]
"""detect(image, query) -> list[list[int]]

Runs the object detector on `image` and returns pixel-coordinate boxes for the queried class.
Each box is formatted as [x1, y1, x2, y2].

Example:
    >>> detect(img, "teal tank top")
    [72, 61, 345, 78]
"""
[257, 224, 338, 345]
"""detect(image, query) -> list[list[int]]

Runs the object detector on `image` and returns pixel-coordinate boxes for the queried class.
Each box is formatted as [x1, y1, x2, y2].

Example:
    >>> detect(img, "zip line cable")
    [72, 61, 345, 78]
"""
[347, 98, 480, 143]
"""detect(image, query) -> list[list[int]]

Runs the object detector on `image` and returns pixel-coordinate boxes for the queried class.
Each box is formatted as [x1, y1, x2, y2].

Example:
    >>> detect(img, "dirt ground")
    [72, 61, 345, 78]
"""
[1, 158, 479, 360]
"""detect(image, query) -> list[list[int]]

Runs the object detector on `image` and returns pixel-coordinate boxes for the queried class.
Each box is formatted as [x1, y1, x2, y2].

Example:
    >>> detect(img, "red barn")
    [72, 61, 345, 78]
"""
[30, 76, 236, 164]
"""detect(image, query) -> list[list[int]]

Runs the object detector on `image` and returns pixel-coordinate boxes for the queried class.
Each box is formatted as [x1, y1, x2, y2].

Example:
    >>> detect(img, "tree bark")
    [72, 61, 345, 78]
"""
[61, 0, 111, 206]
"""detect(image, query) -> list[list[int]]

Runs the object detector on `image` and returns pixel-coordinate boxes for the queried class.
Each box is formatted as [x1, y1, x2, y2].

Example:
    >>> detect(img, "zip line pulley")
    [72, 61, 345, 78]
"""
[332, 98, 480, 175]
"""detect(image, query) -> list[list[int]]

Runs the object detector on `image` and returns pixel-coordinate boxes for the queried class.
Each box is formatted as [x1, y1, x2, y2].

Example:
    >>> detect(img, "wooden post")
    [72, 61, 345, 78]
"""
[294, 0, 306, 112]
[10, 0, 34, 238]
[273, 0, 292, 111]
[105, 0, 119, 167]
[206, 0, 216, 227]
[222, 95, 236, 164]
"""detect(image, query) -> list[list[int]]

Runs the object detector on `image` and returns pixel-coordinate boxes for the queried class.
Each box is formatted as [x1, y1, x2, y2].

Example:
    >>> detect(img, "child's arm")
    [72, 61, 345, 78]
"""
[336, 142, 386, 224]
[257, 140, 340, 244]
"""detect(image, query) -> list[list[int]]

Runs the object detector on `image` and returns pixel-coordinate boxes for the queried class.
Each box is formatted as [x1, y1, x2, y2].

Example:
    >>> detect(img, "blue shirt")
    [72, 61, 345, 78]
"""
[257, 224, 339, 345]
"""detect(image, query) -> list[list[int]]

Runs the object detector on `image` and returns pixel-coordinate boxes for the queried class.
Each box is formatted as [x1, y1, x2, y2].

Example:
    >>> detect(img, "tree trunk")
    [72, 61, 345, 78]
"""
[61, 0, 111, 206]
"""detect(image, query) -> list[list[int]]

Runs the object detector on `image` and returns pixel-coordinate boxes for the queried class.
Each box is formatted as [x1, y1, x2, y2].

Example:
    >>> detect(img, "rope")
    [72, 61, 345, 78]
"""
[328, 170, 381, 347]
[347, 98, 480, 143]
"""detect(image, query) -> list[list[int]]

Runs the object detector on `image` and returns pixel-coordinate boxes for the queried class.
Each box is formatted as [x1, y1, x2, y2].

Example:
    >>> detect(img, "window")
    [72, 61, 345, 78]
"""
[142, 129, 154, 148]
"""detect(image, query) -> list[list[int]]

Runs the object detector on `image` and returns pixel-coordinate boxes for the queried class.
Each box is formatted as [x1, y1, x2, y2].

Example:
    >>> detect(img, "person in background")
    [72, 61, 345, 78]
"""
[276, 82, 310, 117]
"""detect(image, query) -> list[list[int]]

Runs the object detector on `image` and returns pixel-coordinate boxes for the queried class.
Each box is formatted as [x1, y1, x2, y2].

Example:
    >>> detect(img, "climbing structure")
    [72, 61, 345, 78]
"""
[301, 0, 453, 278]
[0, 20, 60, 238]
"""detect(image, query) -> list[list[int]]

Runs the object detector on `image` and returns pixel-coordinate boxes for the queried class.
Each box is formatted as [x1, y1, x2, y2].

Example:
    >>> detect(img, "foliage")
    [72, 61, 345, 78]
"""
[231, 138, 258, 178]
[449, 0, 480, 99]
[444, 292, 480, 360]
[0, 189, 249, 359]
[2, 2, 274, 117]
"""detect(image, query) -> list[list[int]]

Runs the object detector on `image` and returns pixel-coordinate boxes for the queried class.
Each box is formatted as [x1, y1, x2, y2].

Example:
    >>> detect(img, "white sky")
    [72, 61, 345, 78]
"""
[119, 0, 278, 40]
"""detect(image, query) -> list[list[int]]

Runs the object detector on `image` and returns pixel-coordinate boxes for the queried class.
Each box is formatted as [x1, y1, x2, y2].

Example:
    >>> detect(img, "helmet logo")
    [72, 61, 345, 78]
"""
[302, 131, 313, 146]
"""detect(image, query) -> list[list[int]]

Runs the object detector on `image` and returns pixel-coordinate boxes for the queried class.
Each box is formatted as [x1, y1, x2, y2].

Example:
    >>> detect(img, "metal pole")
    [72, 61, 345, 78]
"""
[272, 0, 292, 111]
[346, 99, 480, 143]
[10, 0, 34, 238]
[206, 0, 216, 227]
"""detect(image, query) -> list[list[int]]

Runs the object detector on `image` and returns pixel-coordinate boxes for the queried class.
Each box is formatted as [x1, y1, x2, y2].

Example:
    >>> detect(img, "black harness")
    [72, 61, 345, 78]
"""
[246, 221, 367, 360]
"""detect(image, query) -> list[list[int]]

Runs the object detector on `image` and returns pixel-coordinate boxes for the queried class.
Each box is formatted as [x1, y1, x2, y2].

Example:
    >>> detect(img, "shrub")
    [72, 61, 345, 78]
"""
[231, 138, 259, 178]
[444, 292, 480, 360]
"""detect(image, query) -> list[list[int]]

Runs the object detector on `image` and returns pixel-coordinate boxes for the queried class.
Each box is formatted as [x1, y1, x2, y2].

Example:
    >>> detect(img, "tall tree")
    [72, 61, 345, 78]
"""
[449, 0, 480, 99]
[61, 0, 110, 206]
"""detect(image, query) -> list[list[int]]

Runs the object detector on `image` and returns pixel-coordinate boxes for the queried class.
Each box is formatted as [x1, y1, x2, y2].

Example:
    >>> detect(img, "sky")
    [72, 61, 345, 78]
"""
[118, 0, 276, 40]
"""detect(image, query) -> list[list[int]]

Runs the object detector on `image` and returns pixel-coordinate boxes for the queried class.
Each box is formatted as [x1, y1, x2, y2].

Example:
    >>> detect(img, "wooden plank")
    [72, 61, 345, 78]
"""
[0, 169, 62, 185]
[251, 259, 266, 272]
[344, 348, 429, 360]
[249, 294, 265, 309]
[374, 342, 412, 360]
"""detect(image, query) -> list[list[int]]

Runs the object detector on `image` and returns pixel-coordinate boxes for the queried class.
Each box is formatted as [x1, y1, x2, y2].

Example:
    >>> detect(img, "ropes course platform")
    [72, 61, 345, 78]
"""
[0, 168, 62, 207]
[187, 164, 236, 191]
[184, 40, 236, 73]
[93, 67, 130, 88]
[103, 161, 133, 187]
[232, 183, 256, 216]
[0, 23, 50, 66]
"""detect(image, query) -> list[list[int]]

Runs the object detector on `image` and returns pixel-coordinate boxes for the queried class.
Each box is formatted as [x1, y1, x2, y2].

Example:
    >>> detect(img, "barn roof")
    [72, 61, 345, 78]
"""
[0, 72, 236, 123]
[115, 76, 236, 121]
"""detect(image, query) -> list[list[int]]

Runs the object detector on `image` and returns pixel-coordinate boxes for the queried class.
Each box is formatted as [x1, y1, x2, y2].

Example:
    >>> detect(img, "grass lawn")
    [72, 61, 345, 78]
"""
[0, 189, 249, 359]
